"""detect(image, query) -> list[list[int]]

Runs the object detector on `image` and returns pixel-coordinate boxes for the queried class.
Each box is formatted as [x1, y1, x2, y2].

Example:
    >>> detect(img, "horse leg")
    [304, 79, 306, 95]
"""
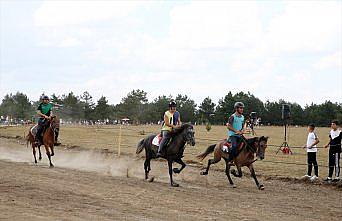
[38, 145, 42, 161]
[32, 146, 37, 164]
[146, 158, 154, 182]
[147, 159, 151, 172]
[231, 166, 243, 178]
[248, 164, 264, 190]
[44, 145, 54, 168]
[144, 159, 149, 180]
[168, 160, 179, 187]
[224, 159, 235, 188]
[173, 158, 186, 174]
[200, 155, 221, 176]
[50, 145, 55, 156]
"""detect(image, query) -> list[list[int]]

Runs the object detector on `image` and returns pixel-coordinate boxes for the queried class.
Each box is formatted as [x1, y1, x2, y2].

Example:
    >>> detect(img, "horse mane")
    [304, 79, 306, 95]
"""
[246, 137, 259, 145]
[246, 136, 268, 144]
[169, 123, 192, 136]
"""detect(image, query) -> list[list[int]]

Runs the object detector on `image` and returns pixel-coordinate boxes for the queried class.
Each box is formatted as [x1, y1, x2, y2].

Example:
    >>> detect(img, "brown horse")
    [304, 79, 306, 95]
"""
[197, 136, 268, 190]
[27, 116, 57, 167]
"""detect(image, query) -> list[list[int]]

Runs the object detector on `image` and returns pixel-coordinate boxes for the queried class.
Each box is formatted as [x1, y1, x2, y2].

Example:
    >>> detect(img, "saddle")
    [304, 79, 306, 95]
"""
[151, 134, 172, 147]
[30, 124, 39, 137]
[152, 134, 163, 146]
[222, 138, 244, 153]
[31, 123, 48, 138]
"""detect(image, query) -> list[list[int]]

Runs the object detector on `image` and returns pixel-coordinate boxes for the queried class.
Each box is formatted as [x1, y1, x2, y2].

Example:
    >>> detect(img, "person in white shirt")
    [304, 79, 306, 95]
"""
[302, 123, 319, 180]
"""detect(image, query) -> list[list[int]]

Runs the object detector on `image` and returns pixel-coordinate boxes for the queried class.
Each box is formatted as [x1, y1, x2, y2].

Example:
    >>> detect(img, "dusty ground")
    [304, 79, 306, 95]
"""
[0, 138, 341, 221]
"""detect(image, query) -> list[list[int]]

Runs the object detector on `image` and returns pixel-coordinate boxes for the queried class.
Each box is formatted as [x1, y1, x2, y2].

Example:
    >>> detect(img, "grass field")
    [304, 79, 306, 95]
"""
[0, 124, 334, 178]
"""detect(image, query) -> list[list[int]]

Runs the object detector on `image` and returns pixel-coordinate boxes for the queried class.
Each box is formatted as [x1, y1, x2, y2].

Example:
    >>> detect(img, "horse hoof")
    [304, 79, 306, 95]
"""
[171, 183, 179, 187]
[200, 171, 208, 176]
[39, 157, 42, 161]
[51, 153, 55, 156]
[173, 168, 180, 174]
[49, 164, 54, 168]
[230, 184, 237, 188]
[148, 177, 154, 182]
[259, 185, 264, 190]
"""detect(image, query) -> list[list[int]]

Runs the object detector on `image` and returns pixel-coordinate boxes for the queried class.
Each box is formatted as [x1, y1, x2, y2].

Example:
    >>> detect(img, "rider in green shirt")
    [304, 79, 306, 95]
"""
[36, 95, 53, 145]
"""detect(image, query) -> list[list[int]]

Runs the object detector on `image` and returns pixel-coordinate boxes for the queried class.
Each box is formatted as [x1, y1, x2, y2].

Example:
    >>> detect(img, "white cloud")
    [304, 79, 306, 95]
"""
[265, 1, 341, 53]
[59, 36, 82, 47]
[34, 1, 141, 26]
[313, 51, 342, 70]
[167, 1, 263, 49]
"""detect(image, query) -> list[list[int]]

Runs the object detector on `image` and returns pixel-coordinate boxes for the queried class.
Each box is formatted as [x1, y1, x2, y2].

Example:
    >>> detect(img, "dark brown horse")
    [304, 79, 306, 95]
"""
[197, 136, 268, 190]
[136, 123, 196, 187]
[27, 116, 57, 167]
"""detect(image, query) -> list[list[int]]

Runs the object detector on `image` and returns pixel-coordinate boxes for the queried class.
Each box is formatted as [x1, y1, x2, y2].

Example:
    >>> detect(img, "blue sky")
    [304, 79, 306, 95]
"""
[0, 0, 341, 106]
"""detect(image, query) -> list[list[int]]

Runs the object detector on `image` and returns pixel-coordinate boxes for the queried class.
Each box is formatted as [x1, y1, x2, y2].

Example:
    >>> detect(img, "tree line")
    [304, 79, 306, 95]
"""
[0, 90, 341, 126]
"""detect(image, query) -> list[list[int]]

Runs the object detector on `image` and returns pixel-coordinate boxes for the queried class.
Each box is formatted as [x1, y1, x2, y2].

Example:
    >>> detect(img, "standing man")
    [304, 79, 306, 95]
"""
[302, 123, 319, 181]
[226, 102, 246, 162]
[36, 95, 53, 145]
[156, 101, 181, 157]
[324, 120, 342, 182]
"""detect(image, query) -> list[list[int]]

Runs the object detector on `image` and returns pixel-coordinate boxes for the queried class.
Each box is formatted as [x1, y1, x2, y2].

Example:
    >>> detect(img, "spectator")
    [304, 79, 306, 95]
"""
[324, 120, 342, 182]
[302, 123, 319, 181]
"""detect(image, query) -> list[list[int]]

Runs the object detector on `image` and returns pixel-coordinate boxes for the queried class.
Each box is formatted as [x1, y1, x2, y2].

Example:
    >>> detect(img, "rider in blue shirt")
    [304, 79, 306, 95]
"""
[226, 102, 246, 162]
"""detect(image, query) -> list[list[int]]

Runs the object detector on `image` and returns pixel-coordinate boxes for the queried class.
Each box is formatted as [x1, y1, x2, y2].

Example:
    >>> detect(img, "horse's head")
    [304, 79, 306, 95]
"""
[256, 136, 268, 160]
[49, 116, 57, 129]
[178, 123, 196, 146]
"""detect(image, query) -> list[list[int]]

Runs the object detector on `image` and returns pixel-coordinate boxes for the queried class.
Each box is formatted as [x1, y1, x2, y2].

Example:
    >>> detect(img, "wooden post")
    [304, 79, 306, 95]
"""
[118, 124, 122, 157]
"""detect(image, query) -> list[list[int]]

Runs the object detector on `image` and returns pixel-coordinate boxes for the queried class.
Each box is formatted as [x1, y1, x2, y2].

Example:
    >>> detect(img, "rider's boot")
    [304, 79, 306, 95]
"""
[156, 142, 164, 157]
[157, 132, 170, 158]
[36, 125, 44, 146]
[35, 134, 41, 146]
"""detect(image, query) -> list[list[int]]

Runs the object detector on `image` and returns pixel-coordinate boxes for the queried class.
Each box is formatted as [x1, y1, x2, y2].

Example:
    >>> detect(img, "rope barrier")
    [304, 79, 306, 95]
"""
[9, 124, 337, 169]
[261, 159, 329, 168]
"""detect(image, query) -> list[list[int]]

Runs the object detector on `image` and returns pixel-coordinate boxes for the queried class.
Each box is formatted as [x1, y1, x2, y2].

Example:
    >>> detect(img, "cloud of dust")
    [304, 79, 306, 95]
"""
[0, 144, 145, 178]
[0, 144, 190, 185]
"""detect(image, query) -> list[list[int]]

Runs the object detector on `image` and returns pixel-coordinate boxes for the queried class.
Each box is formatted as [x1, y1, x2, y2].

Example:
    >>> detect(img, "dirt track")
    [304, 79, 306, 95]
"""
[0, 139, 341, 221]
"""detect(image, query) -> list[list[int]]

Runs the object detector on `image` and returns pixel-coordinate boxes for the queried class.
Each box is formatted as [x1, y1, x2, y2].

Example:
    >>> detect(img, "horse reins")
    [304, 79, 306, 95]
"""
[240, 135, 258, 153]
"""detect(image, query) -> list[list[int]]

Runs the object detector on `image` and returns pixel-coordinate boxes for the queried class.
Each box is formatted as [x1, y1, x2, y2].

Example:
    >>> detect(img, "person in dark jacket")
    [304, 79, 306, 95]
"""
[324, 120, 342, 182]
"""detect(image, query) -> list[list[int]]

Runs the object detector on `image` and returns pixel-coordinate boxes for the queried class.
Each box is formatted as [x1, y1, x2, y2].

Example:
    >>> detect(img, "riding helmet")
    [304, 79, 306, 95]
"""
[234, 102, 244, 109]
[169, 101, 177, 108]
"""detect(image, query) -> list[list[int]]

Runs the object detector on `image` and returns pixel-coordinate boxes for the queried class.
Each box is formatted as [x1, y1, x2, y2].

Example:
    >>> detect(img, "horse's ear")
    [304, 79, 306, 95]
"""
[260, 136, 269, 141]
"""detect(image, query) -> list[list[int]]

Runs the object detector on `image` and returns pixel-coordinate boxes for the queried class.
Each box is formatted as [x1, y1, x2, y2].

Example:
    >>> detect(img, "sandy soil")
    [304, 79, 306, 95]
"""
[0, 139, 341, 221]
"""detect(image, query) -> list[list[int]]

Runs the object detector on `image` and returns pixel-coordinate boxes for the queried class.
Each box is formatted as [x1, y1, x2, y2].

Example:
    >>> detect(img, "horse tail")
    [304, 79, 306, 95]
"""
[136, 138, 145, 154]
[197, 144, 216, 161]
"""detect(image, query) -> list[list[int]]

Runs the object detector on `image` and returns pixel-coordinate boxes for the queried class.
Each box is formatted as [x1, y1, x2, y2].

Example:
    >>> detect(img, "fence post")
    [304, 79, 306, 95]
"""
[118, 124, 122, 157]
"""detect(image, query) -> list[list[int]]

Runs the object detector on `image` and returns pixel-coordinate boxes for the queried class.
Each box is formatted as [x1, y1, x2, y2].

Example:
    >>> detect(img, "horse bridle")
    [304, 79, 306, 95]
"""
[183, 127, 195, 145]
[240, 136, 259, 154]
[49, 116, 57, 136]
